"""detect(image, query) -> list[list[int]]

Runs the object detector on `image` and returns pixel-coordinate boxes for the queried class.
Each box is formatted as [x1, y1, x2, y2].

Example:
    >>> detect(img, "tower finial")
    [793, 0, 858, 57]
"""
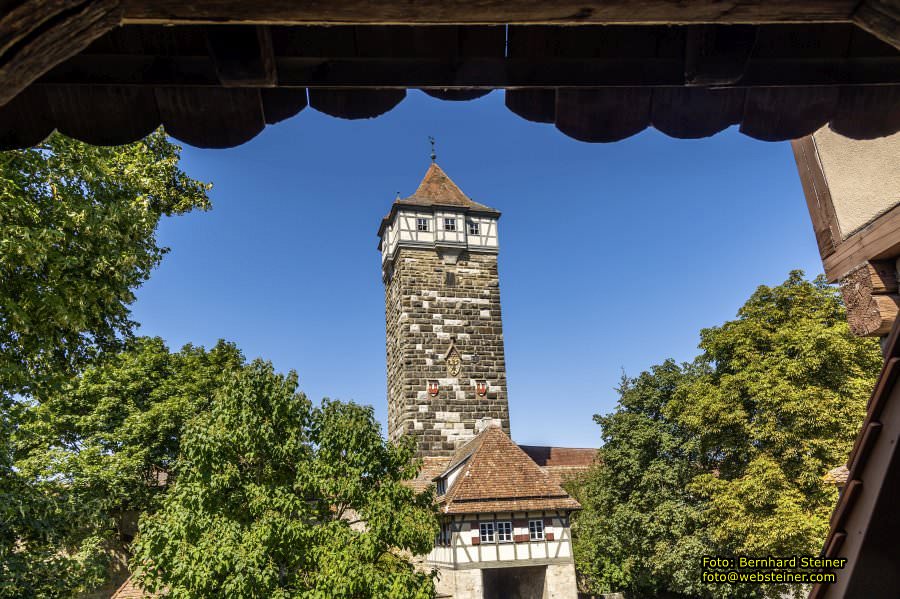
[429, 136, 436, 163]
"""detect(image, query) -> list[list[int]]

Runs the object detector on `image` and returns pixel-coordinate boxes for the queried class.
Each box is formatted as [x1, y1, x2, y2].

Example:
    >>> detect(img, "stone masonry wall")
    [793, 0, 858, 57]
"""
[384, 247, 510, 456]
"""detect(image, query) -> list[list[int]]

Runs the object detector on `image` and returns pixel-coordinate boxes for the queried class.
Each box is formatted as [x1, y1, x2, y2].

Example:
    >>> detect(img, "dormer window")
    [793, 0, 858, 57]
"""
[416, 217, 429, 231]
[443, 218, 457, 232]
[468, 221, 480, 235]
[436, 477, 446, 495]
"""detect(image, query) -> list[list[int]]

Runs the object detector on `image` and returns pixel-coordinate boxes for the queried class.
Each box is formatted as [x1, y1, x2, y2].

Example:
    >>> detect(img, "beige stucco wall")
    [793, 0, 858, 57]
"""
[813, 127, 900, 238]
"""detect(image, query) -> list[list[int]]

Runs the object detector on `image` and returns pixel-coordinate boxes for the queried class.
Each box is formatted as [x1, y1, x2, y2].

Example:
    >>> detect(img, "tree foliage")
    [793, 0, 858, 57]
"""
[574, 272, 882, 599]
[5, 337, 244, 598]
[1, 404, 106, 598]
[0, 131, 211, 397]
[1, 131, 211, 598]
[132, 360, 438, 598]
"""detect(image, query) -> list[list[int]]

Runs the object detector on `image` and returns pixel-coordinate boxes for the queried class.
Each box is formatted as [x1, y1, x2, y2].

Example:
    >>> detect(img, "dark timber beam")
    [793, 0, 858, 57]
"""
[684, 25, 758, 86]
[205, 26, 277, 87]
[37, 55, 900, 88]
[119, 0, 860, 26]
[0, 0, 121, 106]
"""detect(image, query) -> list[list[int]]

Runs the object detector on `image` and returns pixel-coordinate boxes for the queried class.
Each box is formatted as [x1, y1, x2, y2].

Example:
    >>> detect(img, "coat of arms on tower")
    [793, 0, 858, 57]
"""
[428, 380, 440, 396]
[444, 340, 461, 377]
[476, 381, 488, 396]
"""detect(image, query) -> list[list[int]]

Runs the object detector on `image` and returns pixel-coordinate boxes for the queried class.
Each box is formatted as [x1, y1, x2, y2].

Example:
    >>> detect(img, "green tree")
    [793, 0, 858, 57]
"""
[574, 272, 881, 599]
[132, 361, 438, 599]
[1, 404, 106, 598]
[1, 131, 211, 598]
[8, 337, 244, 597]
[572, 361, 711, 599]
[673, 272, 881, 598]
[0, 131, 210, 398]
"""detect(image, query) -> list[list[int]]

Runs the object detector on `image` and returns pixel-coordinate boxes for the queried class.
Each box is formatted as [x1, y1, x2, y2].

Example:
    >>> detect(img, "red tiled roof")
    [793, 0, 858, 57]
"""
[110, 575, 156, 598]
[408, 456, 451, 493]
[396, 163, 497, 213]
[436, 426, 581, 515]
[823, 465, 849, 486]
[519, 445, 598, 468]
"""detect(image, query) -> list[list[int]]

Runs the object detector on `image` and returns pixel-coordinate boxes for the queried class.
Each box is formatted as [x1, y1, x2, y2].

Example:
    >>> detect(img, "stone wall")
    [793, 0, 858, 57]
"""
[435, 567, 483, 598]
[384, 247, 510, 456]
[545, 563, 579, 598]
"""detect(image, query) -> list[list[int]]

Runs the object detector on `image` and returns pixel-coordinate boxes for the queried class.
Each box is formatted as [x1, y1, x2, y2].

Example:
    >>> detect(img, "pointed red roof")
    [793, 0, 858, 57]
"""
[378, 163, 499, 238]
[436, 426, 581, 514]
[397, 163, 497, 212]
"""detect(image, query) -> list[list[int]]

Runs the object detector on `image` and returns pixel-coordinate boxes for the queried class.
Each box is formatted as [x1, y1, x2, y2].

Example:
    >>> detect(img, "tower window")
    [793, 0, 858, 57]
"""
[468, 221, 480, 235]
[529, 519, 545, 541]
[416, 217, 429, 231]
[479, 522, 495, 543]
[443, 218, 457, 232]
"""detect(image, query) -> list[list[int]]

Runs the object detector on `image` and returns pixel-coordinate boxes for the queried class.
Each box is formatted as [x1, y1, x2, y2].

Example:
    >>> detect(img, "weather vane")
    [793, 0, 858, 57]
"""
[429, 136, 436, 163]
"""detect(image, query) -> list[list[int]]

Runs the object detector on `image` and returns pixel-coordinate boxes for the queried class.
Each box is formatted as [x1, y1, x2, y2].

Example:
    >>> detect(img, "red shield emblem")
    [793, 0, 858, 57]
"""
[476, 381, 488, 397]
[428, 381, 440, 396]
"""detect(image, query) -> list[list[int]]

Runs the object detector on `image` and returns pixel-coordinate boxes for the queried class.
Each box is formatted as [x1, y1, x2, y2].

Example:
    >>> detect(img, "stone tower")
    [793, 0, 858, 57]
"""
[378, 163, 510, 456]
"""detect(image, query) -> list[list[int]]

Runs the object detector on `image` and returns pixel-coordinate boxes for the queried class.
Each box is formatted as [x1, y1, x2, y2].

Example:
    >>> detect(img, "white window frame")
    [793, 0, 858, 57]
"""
[528, 519, 545, 541]
[416, 217, 429, 232]
[436, 477, 446, 495]
[467, 221, 480, 235]
[496, 521, 512, 543]
[443, 218, 457, 232]
[479, 521, 495, 543]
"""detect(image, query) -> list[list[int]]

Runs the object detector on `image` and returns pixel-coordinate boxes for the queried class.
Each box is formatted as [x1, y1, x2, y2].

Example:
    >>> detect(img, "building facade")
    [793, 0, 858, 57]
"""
[379, 163, 592, 599]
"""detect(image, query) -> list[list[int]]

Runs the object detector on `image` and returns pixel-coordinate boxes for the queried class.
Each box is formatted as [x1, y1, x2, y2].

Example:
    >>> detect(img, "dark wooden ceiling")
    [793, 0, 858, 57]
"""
[1, 1, 898, 148]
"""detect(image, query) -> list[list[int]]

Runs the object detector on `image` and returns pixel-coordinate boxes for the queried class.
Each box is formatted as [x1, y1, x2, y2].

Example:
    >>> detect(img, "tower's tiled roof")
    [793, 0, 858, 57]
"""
[110, 575, 158, 598]
[435, 426, 581, 514]
[396, 163, 498, 212]
[378, 163, 499, 238]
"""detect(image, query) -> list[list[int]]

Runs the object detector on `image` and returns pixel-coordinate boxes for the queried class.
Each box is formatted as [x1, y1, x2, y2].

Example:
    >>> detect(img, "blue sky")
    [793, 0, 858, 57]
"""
[132, 90, 823, 448]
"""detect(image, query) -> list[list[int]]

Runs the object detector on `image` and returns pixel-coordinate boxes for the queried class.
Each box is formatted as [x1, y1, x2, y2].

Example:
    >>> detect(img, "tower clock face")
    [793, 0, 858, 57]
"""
[446, 354, 461, 377]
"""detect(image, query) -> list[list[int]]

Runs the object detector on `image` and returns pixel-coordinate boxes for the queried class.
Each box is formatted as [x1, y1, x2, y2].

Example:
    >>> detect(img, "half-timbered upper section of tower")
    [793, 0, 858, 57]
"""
[378, 163, 500, 274]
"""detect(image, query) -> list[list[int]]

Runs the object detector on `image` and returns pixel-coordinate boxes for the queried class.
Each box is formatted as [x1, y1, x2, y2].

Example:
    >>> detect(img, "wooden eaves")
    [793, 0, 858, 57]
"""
[1, 0, 899, 149]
